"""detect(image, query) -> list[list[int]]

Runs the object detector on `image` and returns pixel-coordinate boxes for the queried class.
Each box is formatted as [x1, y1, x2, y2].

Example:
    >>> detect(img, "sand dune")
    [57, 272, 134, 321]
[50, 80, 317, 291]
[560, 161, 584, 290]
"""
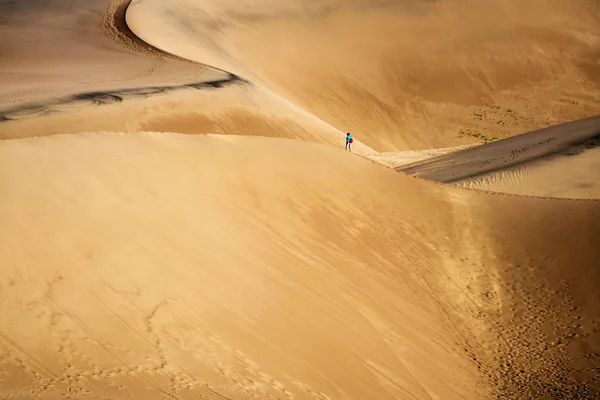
[1, 0, 600, 399]
[0, 133, 485, 399]
[396, 115, 600, 198]
[0, 0, 370, 152]
[364, 144, 480, 169]
[2, 133, 599, 400]
[0, 79, 371, 152]
[458, 145, 600, 199]
[0, 0, 216, 105]
[127, 0, 600, 150]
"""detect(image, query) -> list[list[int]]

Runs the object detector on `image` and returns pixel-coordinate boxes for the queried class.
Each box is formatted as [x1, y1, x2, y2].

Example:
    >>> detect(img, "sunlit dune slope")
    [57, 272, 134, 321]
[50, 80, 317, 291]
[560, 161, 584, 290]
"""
[0, 133, 484, 400]
[1, 133, 600, 399]
[0, 82, 372, 152]
[1, 0, 366, 151]
[1, 0, 600, 399]
[127, 0, 600, 151]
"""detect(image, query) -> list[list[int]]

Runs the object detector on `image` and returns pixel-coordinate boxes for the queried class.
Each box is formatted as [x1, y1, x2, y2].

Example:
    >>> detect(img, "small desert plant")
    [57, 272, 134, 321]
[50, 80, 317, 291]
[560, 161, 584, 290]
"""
[458, 128, 499, 143]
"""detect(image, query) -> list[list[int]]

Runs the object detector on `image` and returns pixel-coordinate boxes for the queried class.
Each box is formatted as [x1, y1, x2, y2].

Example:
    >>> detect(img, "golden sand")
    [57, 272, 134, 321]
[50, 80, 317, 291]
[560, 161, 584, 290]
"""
[1, 0, 599, 399]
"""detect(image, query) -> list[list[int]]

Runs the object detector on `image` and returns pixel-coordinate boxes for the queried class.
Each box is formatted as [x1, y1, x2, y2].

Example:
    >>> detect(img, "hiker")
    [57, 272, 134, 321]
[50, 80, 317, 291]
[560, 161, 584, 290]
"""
[345, 132, 353, 152]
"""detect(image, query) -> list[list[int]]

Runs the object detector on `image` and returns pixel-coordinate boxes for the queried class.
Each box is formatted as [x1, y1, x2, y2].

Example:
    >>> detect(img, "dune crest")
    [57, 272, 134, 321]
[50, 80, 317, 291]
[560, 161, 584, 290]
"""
[1, 0, 367, 153]
[127, 0, 600, 150]
[395, 115, 600, 199]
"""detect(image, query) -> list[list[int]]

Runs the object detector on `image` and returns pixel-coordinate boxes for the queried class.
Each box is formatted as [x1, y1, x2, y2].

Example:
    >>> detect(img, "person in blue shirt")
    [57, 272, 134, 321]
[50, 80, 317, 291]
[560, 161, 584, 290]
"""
[345, 133, 353, 152]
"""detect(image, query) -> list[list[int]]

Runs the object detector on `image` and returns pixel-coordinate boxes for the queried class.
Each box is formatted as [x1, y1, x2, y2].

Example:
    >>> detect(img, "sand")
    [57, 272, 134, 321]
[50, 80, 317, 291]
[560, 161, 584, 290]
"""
[397, 115, 600, 198]
[1, 133, 488, 399]
[364, 144, 481, 169]
[1, 0, 600, 399]
[2, 133, 599, 400]
[0, 0, 372, 153]
[127, 0, 600, 150]
[458, 146, 600, 199]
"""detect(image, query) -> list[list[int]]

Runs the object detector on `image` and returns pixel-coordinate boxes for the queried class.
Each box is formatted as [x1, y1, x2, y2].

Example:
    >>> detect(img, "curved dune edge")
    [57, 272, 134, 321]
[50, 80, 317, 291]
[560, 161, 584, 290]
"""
[0, 0, 596, 200]
[453, 145, 600, 200]
[0, 0, 222, 107]
[0, 0, 375, 154]
[125, 0, 600, 151]
[124, 0, 600, 201]
[101, 0, 196, 66]
[394, 116, 600, 200]
[1, 132, 600, 400]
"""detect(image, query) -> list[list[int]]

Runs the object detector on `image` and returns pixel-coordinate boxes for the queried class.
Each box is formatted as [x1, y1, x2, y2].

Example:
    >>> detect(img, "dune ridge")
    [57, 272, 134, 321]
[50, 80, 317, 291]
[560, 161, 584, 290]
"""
[455, 145, 600, 200]
[125, 0, 600, 200]
[394, 115, 600, 199]
[127, 0, 600, 150]
[0, 0, 371, 153]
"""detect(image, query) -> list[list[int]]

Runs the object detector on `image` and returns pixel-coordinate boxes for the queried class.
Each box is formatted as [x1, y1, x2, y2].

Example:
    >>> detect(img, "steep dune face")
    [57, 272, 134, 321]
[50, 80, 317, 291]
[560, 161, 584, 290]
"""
[0, 133, 486, 399]
[395, 115, 600, 198]
[127, 0, 600, 151]
[0, 0, 362, 151]
[2, 133, 599, 399]
[0, 0, 214, 105]
[0, 81, 371, 152]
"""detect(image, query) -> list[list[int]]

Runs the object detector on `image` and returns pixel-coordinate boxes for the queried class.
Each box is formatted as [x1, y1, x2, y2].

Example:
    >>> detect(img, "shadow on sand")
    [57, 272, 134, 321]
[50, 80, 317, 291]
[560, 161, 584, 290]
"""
[0, 75, 246, 122]
[397, 115, 600, 183]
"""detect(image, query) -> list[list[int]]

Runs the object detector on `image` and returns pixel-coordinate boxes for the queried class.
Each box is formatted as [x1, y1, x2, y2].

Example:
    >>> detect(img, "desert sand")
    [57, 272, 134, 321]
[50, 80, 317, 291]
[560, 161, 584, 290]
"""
[127, 0, 600, 150]
[397, 115, 600, 198]
[1, 0, 600, 399]
[458, 146, 600, 199]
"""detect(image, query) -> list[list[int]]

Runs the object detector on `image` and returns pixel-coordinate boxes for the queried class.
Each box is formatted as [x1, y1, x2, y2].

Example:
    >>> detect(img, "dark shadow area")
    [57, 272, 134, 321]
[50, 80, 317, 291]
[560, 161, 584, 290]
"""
[396, 115, 600, 183]
[0, 75, 246, 122]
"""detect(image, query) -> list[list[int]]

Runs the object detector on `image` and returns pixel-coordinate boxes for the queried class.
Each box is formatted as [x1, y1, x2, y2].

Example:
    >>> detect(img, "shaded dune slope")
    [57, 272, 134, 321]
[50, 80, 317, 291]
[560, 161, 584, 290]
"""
[395, 115, 600, 199]
[398, 115, 600, 183]
[457, 146, 600, 199]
